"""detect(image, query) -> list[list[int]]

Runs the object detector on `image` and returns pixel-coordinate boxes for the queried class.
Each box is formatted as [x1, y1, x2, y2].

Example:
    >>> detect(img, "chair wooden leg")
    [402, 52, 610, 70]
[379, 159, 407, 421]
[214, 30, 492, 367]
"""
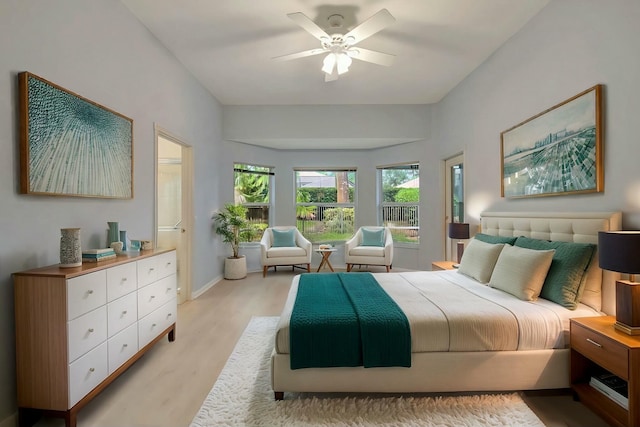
[306, 263, 310, 273]
[386, 266, 390, 272]
[347, 264, 352, 272]
[263, 266, 268, 277]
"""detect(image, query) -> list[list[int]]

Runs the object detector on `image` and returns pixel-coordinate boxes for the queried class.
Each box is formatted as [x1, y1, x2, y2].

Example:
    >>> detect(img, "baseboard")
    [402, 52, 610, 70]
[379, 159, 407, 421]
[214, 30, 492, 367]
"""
[0, 413, 16, 427]
[191, 275, 222, 299]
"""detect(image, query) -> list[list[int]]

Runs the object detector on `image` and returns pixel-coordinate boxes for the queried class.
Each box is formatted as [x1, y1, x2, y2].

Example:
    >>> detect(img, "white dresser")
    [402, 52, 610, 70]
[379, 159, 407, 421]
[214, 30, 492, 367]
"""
[14, 249, 177, 427]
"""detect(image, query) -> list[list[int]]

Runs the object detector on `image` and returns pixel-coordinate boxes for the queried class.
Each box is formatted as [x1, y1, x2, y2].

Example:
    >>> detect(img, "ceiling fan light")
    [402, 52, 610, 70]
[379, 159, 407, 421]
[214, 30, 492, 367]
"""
[345, 35, 356, 46]
[336, 53, 352, 75]
[321, 53, 337, 74]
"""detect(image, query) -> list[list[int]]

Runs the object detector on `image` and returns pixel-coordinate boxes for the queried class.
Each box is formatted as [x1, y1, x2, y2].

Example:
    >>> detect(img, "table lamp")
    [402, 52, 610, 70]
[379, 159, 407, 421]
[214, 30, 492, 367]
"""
[448, 223, 470, 264]
[598, 231, 640, 335]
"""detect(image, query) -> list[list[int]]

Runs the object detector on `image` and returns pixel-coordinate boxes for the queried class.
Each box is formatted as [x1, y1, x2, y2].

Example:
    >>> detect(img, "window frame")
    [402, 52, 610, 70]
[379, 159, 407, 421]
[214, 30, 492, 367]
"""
[377, 163, 420, 246]
[294, 167, 357, 244]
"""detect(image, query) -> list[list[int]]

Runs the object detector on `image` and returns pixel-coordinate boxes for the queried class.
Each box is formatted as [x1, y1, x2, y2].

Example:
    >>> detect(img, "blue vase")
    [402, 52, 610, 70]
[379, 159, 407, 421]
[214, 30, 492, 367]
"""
[120, 230, 128, 251]
[107, 222, 119, 247]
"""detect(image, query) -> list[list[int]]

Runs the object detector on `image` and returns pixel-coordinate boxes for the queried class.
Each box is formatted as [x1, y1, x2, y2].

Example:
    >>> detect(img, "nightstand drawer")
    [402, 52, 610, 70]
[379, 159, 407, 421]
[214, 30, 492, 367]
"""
[571, 322, 628, 379]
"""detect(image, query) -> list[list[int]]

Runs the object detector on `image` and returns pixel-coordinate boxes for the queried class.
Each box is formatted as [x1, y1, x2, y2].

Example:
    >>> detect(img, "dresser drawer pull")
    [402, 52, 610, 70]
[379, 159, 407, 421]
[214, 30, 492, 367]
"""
[123, 343, 128, 348]
[586, 338, 602, 347]
[121, 277, 127, 282]
[152, 323, 157, 328]
[150, 295, 156, 299]
[166, 262, 172, 266]
[87, 290, 94, 295]
[122, 310, 128, 315]
[88, 328, 94, 333]
[148, 268, 155, 272]
[89, 367, 95, 373]
[167, 313, 172, 318]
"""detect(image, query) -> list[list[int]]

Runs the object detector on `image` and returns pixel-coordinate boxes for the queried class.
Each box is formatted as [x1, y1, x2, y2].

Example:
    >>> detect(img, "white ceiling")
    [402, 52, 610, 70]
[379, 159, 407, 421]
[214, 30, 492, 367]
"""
[121, 0, 549, 107]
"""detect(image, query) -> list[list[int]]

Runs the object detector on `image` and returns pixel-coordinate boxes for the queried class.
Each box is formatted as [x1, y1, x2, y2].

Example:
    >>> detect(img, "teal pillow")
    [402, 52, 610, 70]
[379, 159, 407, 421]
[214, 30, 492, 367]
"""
[474, 233, 517, 245]
[514, 236, 596, 309]
[361, 228, 385, 247]
[271, 229, 296, 247]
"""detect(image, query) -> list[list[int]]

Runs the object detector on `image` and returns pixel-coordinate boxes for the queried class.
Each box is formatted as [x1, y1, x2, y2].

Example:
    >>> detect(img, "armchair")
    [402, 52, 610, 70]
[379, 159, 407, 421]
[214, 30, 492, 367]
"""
[260, 226, 312, 277]
[345, 227, 393, 272]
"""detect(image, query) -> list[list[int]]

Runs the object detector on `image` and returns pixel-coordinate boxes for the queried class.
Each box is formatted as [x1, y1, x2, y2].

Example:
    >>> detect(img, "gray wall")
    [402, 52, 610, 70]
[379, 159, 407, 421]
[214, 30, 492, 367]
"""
[0, 0, 225, 421]
[434, 0, 640, 231]
[2, 0, 640, 424]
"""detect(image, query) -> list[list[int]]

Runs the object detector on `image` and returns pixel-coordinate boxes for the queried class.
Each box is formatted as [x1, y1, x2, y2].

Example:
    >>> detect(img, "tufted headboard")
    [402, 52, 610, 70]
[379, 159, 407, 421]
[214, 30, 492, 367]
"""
[480, 211, 622, 315]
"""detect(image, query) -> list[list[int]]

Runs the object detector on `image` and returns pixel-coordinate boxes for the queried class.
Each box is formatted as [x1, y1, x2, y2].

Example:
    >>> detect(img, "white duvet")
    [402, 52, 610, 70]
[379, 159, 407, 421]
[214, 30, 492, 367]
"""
[275, 270, 601, 354]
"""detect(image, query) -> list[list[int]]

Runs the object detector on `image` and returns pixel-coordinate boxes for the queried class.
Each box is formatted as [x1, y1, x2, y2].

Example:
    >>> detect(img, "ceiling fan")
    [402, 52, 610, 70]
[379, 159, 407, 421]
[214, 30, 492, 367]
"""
[273, 9, 396, 82]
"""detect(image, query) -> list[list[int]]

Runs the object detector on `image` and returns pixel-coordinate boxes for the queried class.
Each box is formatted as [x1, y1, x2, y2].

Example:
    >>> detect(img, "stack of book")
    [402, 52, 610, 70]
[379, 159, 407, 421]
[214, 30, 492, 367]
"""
[589, 371, 628, 409]
[82, 248, 117, 263]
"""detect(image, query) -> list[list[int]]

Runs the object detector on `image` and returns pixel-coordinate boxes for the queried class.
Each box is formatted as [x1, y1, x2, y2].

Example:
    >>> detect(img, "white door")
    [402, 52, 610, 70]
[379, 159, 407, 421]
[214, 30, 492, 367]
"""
[155, 127, 193, 304]
[444, 153, 465, 262]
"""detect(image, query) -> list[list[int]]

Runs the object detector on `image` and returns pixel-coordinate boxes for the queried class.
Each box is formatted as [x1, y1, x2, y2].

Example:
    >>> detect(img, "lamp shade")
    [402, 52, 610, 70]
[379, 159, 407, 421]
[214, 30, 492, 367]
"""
[448, 223, 470, 240]
[598, 231, 640, 274]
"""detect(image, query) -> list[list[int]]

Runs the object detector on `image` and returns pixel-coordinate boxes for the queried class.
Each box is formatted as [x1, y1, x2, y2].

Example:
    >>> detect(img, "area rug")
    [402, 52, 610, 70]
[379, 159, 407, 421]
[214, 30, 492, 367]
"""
[190, 316, 545, 427]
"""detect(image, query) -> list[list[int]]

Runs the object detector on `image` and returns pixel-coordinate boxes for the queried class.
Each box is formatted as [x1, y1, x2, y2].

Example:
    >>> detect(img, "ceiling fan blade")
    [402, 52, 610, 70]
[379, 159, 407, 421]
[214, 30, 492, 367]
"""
[350, 48, 395, 67]
[344, 9, 395, 44]
[272, 48, 327, 62]
[287, 12, 331, 41]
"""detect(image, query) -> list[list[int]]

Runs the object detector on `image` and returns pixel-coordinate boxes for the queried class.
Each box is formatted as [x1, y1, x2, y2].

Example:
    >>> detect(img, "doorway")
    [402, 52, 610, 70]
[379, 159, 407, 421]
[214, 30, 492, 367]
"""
[444, 153, 465, 261]
[156, 127, 193, 304]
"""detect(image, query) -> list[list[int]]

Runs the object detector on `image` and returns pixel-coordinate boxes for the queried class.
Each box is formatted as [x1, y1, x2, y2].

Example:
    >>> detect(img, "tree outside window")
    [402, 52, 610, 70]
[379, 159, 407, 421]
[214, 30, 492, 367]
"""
[234, 164, 272, 240]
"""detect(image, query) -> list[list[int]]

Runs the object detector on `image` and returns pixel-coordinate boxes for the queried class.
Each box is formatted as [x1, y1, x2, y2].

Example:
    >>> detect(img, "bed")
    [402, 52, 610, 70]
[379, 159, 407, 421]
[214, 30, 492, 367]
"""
[271, 211, 622, 399]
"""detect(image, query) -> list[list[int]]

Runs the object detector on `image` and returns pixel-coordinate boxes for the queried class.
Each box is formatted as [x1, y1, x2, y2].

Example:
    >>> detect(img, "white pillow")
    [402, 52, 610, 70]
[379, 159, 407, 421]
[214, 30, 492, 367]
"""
[489, 245, 555, 301]
[457, 239, 505, 283]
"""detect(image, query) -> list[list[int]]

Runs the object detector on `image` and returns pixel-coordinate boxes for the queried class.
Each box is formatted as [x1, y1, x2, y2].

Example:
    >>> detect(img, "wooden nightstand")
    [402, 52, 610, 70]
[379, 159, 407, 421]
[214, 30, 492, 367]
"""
[570, 316, 640, 427]
[431, 261, 457, 271]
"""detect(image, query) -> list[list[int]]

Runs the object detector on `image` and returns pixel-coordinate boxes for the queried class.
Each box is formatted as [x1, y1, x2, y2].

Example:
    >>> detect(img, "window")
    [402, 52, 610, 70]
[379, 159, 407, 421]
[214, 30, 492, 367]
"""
[295, 168, 356, 243]
[445, 154, 464, 261]
[451, 163, 464, 223]
[378, 163, 419, 244]
[234, 163, 273, 241]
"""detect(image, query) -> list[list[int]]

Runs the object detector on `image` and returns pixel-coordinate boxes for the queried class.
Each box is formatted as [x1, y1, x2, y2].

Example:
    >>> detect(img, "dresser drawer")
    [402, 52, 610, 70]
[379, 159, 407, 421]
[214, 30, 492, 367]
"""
[138, 298, 176, 348]
[68, 342, 108, 407]
[137, 257, 159, 288]
[68, 306, 107, 363]
[138, 275, 177, 318]
[108, 323, 138, 374]
[106, 263, 138, 302]
[571, 321, 628, 379]
[67, 270, 107, 320]
[156, 251, 177, 280]
[107, 292, 137, 338]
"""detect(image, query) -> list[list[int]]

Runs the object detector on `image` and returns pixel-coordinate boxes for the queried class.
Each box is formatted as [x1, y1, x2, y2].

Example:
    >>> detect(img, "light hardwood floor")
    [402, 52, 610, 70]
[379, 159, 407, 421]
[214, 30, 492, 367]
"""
[33, 267, 609, 427]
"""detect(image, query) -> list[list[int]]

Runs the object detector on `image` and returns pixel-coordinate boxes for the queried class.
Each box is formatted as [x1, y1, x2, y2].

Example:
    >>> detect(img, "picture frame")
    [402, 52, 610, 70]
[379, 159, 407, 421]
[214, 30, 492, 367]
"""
[19, 72, 133, 198]
[500, 84, 603, 199]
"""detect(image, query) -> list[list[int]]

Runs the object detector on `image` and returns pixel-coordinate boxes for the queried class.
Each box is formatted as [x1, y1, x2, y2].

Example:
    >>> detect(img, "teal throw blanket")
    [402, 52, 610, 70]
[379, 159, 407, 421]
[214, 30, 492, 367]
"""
[289, 272, 411, 370]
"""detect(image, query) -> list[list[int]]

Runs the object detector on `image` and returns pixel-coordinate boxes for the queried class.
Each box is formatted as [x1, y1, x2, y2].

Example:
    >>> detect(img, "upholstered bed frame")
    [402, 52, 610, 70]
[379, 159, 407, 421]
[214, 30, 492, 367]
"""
[271, 211, 622, 398]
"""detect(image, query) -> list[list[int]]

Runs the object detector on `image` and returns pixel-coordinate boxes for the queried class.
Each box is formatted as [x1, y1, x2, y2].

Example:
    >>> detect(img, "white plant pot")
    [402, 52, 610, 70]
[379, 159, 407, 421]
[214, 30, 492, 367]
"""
[224, 256, 247, 280]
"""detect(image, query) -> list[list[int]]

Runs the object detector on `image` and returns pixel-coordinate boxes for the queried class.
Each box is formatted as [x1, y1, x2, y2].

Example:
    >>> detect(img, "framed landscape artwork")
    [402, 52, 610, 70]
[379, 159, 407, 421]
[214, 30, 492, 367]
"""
[500, 84, 603, 198]
[19, 72, 133, 198]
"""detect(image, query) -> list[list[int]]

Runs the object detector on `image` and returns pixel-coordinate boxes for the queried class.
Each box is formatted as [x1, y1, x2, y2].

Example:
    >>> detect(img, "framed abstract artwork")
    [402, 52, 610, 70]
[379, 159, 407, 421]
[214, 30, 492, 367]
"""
[500, 84, 603, 199]
[18, 72, 133, 198]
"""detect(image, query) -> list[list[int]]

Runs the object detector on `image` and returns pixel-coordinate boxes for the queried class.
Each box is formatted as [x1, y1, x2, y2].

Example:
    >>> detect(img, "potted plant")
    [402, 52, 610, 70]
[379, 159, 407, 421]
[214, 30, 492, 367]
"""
[212, 203, 256, 279]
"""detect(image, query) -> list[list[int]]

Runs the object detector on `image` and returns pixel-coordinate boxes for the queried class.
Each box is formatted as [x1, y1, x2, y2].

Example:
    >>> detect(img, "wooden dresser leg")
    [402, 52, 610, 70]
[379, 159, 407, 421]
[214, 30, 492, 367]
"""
[274, 391, 284, 400]
[168, 325, 176, 342]
[65, 409, 76, 427]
